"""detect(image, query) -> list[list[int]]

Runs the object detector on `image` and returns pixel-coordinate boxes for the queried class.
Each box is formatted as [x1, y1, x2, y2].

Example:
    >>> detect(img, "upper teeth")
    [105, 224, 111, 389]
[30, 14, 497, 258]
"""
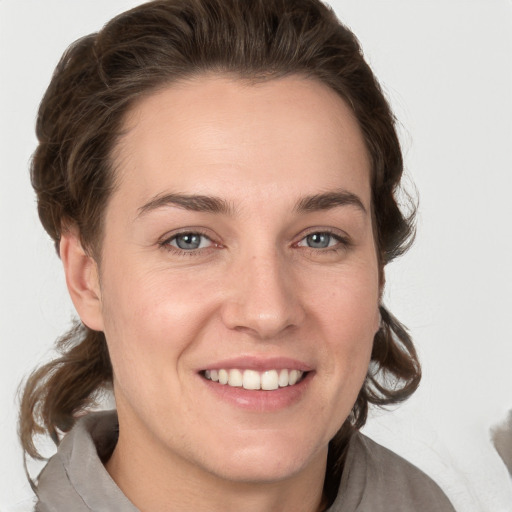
[204, 369, 304, 390]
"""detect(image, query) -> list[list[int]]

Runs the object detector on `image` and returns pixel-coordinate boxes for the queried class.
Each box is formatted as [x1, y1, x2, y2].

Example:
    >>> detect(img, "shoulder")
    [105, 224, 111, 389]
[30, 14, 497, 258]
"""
[329, 432, 456, 512]
[35, 411, 136, 511]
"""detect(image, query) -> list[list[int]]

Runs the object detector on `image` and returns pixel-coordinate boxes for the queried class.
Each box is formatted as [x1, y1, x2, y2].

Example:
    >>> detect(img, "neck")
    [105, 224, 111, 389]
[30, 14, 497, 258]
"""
[106, 419, 329, 512]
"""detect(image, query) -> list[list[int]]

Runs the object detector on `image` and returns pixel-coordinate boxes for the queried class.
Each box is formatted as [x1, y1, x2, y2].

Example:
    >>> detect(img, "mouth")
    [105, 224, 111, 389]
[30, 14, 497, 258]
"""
[201, 368, 308, 390]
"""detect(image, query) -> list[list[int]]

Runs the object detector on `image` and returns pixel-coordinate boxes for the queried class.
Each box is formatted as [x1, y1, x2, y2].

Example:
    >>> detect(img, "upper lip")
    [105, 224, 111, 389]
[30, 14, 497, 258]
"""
[198, 356, 313, 372]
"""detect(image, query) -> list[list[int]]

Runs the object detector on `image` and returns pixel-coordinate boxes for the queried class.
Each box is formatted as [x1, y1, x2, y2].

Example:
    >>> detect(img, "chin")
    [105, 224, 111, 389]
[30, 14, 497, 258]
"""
[208, 456, 310, 484]
[196, 433, 327, 484]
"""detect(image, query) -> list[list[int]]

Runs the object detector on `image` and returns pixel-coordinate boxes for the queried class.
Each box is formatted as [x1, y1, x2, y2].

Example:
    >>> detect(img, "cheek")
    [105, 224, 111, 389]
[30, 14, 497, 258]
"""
[310, 261, 379, 334]
[97, 269, 206, 420]
[99, 264, 217, 373]
[307, 263, 378, 389]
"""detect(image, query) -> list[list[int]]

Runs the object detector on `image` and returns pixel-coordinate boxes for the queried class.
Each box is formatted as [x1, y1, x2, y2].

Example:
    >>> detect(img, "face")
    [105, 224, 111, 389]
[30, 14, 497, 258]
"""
[89, 75, 380, 484]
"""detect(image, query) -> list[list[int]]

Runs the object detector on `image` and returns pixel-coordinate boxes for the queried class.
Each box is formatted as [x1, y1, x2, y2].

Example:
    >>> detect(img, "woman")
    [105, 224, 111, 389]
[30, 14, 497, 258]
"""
[19, 0, 455, 510]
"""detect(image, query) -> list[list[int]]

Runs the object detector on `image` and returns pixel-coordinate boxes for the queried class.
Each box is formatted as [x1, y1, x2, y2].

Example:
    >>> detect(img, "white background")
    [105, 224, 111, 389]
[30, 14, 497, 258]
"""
[1, 1, 511, 510]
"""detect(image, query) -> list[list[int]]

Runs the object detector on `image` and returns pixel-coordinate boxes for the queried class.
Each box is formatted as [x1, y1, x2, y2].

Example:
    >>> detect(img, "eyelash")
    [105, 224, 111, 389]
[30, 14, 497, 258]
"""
[159, 229, 217, 257]
[294, 230, 351, 253]
[159, 229, 351, 257]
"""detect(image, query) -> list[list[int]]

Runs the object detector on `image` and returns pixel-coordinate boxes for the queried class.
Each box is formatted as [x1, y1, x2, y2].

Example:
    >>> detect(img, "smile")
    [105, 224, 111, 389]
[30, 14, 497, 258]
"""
[203, 369, 306, 390]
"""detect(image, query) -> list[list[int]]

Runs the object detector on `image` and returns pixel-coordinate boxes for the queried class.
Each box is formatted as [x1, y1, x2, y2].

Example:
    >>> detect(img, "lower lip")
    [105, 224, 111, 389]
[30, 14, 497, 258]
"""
[200, 372, 313, 412]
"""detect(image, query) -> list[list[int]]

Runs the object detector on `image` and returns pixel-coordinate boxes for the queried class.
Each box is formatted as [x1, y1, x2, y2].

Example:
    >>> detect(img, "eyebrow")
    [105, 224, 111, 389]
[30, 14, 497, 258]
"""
[294, 190, 367, 214]
[136, 189, 367, 218]
[137, 193, 234, 218]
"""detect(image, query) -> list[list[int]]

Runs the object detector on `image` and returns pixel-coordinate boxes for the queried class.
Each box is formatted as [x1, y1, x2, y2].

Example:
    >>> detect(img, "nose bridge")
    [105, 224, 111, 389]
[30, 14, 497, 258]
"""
[221, 242, 304, 338]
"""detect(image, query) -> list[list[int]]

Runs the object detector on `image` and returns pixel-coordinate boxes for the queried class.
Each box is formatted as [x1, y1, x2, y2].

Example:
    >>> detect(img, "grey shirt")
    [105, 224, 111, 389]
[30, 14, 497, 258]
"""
[35, 410, 456, 511]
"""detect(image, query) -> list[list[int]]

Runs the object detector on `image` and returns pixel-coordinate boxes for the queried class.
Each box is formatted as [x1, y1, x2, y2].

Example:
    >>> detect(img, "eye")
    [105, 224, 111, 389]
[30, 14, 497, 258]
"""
[166, 232, 213, 251]
[297, 232, 342, 249]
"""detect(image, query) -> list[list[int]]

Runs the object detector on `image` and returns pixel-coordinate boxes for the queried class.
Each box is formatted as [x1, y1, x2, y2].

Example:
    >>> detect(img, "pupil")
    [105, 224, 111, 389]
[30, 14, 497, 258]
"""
[308, 233, 330, 248]
[177, 234, 201, 250]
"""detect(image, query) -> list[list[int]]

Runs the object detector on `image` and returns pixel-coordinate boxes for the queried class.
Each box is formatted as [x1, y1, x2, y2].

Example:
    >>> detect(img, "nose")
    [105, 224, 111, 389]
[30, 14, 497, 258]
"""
[220, 250, 305, 339]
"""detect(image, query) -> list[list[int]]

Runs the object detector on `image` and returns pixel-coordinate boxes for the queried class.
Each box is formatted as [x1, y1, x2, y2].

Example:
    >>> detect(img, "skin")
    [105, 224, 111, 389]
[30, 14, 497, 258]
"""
[61, 74, 381, 512]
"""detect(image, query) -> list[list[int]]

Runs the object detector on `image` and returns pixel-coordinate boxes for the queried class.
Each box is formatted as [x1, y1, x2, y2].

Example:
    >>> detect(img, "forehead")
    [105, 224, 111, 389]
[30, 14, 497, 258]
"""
[111, 74, 371, 212]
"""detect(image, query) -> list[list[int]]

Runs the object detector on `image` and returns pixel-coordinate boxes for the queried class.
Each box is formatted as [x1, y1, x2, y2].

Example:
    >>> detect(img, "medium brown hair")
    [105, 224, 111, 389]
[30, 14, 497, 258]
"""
[20, 0, 420, 473]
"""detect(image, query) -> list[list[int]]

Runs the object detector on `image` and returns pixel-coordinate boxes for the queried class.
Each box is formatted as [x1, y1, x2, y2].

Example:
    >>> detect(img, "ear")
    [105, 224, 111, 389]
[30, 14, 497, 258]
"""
[378, 265, 386, 298]
[376, 268, 385, 334]
[375, 306, 382, 335]
[60, 227, 104, 332]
